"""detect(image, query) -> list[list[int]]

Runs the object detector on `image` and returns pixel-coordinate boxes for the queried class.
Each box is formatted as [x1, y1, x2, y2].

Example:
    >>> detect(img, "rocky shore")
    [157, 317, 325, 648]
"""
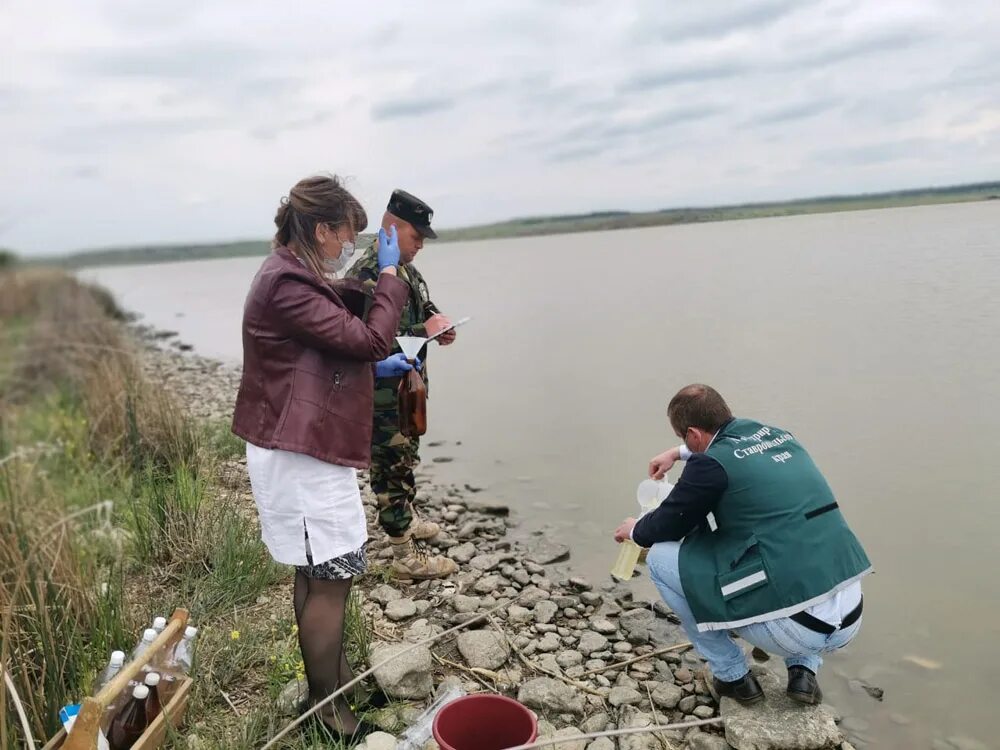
[137, 329, 856, 750]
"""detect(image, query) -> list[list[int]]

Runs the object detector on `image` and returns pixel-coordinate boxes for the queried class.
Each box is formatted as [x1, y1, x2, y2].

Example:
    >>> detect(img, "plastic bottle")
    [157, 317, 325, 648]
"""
[143, 672, 162, 722]
[131, 628, 158, 664]
[611, 478, 673, 581]
[109, 684, 149, 750]
[158, 625, 197, 702]
[94, 651, 126, 695]
[151, 616, 167, 634]
[397, 365, 427, 437]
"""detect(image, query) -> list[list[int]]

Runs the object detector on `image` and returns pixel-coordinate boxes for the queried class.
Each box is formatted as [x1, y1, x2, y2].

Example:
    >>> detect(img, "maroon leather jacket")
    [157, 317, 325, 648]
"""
[232, 246, 407, 468]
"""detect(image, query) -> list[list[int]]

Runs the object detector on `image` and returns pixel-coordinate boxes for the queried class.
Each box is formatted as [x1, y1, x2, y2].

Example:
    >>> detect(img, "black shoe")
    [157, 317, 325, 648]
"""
[712, 671, 765, 705]
[358, 687, 390, 709]
[787, 665, 823, 705]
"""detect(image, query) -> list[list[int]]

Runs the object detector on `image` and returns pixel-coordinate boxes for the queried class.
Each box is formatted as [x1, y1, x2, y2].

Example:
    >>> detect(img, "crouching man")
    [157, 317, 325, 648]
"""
[614, 384, 872, 705]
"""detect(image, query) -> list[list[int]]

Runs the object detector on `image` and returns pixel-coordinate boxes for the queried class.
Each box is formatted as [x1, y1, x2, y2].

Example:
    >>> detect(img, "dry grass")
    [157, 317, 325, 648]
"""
[0, 269, 300, 747]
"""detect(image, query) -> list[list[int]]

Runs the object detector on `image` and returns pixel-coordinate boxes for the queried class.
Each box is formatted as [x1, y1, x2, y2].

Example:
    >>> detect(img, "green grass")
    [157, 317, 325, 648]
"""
[0, 271, 397, 749]
[26, 180, 1000, 268]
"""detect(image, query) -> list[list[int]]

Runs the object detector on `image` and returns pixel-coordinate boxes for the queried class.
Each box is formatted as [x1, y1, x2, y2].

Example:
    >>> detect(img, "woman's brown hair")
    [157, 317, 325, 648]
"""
[273, 174, 368, 280]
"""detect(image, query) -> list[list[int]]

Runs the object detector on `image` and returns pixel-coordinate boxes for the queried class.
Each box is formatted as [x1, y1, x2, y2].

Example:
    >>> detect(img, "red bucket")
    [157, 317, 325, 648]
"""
[433, 694, 538, 750]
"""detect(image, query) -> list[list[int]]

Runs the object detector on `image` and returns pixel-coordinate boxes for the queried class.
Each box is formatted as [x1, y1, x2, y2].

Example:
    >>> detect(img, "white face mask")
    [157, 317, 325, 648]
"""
[322, 241, 355, 275]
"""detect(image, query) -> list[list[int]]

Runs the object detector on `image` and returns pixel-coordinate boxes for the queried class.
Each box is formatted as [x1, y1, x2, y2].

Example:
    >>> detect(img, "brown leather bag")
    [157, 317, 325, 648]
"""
[398, 366, 427, 437]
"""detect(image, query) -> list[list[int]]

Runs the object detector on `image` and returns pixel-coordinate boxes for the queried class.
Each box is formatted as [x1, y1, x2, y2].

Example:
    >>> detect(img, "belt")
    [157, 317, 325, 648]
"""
[790, 596, 863, 636]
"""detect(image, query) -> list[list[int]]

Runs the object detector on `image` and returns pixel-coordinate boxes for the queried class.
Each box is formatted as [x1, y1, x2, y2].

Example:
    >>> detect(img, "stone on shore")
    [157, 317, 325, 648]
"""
[456, 630, 510, 670]
[526, 539, 571, 565]
[370, 643, 433, 699]
[577, 631, 609, 656]
[608, 686, 642, 707]
[721, 667, 841, 750]
[534, 599, 559, 624]
[651, 682, 683, 709]
[517, 677, 586, 715]
[385, 598, 417, 621]
[368, 584, 402, 605]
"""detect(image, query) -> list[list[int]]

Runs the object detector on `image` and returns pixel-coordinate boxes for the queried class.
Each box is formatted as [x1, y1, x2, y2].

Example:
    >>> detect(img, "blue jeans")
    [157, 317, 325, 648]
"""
[646, 542, 861, 682]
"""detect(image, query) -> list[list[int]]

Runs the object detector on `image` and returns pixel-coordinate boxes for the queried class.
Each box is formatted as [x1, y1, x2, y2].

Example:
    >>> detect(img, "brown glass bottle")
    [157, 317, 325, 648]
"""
[397, 364, 427, 437]
[143, 672, 162, 722]
[109, 684, 149, 750]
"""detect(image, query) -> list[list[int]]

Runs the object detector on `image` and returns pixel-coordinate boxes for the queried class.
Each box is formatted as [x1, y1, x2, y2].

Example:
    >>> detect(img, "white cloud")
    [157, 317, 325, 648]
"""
[2, 0, 998, 254]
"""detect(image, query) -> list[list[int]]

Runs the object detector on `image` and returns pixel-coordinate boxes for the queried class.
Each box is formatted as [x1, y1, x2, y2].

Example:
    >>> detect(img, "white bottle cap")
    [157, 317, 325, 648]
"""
[183, 626, 198, 639]
[142, 628, 157, 643]
[152, 617, 167, 631]
[132, 684, 150, 700]
[110, 650, 126, 666]
[144, 672, 161, 686]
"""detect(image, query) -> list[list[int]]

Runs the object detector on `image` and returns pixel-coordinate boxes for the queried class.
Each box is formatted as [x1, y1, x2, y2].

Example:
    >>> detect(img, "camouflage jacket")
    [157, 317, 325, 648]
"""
[347, 243, 438, 409]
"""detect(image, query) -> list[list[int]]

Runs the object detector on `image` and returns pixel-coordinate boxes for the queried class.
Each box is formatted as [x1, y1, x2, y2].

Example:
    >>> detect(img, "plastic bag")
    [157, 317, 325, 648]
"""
[395, 685, 466, 750]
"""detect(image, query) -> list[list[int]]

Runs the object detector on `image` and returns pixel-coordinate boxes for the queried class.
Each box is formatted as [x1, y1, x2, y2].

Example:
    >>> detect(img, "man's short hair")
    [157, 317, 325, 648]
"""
[667, 384, 733, 436]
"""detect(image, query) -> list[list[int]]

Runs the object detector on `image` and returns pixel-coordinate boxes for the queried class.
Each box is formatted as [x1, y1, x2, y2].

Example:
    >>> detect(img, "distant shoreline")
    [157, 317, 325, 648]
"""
[40, 181, 1000, 269]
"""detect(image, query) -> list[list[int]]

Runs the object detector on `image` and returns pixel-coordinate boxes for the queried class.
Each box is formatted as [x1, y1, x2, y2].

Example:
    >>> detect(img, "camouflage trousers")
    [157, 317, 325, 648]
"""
[369, 408, 419, 537]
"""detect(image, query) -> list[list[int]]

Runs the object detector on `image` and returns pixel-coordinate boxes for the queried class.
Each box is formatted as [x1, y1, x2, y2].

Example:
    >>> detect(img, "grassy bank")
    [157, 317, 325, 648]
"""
[0, 270, 370, 748]
[39, 180, 1000, 269]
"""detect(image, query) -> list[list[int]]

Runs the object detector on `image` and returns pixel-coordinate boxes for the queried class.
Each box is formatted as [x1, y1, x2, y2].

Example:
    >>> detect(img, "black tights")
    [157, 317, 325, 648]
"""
[293, 571, 360, 732]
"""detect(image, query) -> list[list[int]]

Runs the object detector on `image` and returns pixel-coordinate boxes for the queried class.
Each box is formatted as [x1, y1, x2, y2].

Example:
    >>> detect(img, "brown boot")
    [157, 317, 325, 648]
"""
[389, 534, 458, 581]
[407, 505, 440, 541]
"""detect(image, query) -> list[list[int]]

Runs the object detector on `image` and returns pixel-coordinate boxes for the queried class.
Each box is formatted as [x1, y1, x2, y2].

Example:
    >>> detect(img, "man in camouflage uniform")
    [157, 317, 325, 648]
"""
[348, 189, 459, 580]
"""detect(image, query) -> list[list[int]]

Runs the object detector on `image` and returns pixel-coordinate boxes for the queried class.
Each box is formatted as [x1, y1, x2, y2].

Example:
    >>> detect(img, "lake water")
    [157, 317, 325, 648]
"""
[83, 202, 1000, 748]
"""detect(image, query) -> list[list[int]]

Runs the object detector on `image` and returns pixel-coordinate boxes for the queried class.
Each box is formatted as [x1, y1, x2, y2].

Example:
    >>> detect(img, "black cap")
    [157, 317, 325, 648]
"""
[387, 189, 437, 239]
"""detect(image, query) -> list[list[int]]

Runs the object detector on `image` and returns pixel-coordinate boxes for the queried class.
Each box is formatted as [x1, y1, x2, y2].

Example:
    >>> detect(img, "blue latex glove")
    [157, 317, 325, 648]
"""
[377, 225, 400, 270]
[375, 353, 421, 378]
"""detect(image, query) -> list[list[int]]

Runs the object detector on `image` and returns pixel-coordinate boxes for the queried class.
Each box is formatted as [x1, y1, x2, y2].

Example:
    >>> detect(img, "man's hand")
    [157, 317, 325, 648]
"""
[614, 517, 637, 543]
[437, 326, 457, 346]
[424, 313, 455, 341]
[649, 447, 680, 479]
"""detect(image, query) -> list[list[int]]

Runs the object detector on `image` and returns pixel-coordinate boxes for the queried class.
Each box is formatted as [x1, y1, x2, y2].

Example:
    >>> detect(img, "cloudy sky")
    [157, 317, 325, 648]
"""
[3, 0, 999, 255]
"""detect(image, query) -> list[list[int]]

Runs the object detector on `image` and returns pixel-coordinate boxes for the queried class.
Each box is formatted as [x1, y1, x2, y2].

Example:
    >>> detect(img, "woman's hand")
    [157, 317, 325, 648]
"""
[375, 353, 420, 378]
[378, 225, 401, 271]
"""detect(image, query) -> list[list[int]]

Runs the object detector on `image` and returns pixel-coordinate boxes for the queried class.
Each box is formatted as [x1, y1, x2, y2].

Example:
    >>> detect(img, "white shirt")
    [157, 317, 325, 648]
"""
[245, 443, 368, 565]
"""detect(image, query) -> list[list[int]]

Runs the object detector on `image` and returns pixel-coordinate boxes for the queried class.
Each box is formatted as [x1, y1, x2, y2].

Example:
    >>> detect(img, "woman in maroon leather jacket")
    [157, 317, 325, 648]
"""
[232, 175, 410, 739]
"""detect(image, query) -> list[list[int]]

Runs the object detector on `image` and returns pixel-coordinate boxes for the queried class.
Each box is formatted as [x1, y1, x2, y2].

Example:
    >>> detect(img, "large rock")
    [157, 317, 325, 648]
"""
[517, 677, 586, 715]
[525, 539, 570, 565]
[722, 667, 842, 750]
[534, 600, 559, 624]
[686, 731, 733, 750]
[548, 728, 587, 750]
[620, 608, 656, 644]
[385, 598, 417, 621]
[518, 585, 551, 607]
[449, 542, 477, 563]
[577, 631, 609, 656]
[370, 642, 433, 699]
[609, 686, 643, 707]
[457, 630, 511, 670]
[556, 650, 584, 668]
[357, 732, 397, 750]
[587, 739, 615, 750]
[368, 584, 402, 605]
[618, 705, 671, 750]
[651, 683, 683, 710]
[581, 712, 610, 733]
[275, 677, 307, 715]
[452, 594, 481, 613]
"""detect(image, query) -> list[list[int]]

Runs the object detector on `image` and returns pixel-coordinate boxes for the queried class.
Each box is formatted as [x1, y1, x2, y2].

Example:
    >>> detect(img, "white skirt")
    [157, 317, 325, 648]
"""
[245, 442, 368, 566]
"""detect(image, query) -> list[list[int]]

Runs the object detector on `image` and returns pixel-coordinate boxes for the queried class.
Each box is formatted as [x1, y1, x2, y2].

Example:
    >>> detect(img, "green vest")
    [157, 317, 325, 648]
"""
[347, 245, 435, 411]
[679, 418, 872, 631]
